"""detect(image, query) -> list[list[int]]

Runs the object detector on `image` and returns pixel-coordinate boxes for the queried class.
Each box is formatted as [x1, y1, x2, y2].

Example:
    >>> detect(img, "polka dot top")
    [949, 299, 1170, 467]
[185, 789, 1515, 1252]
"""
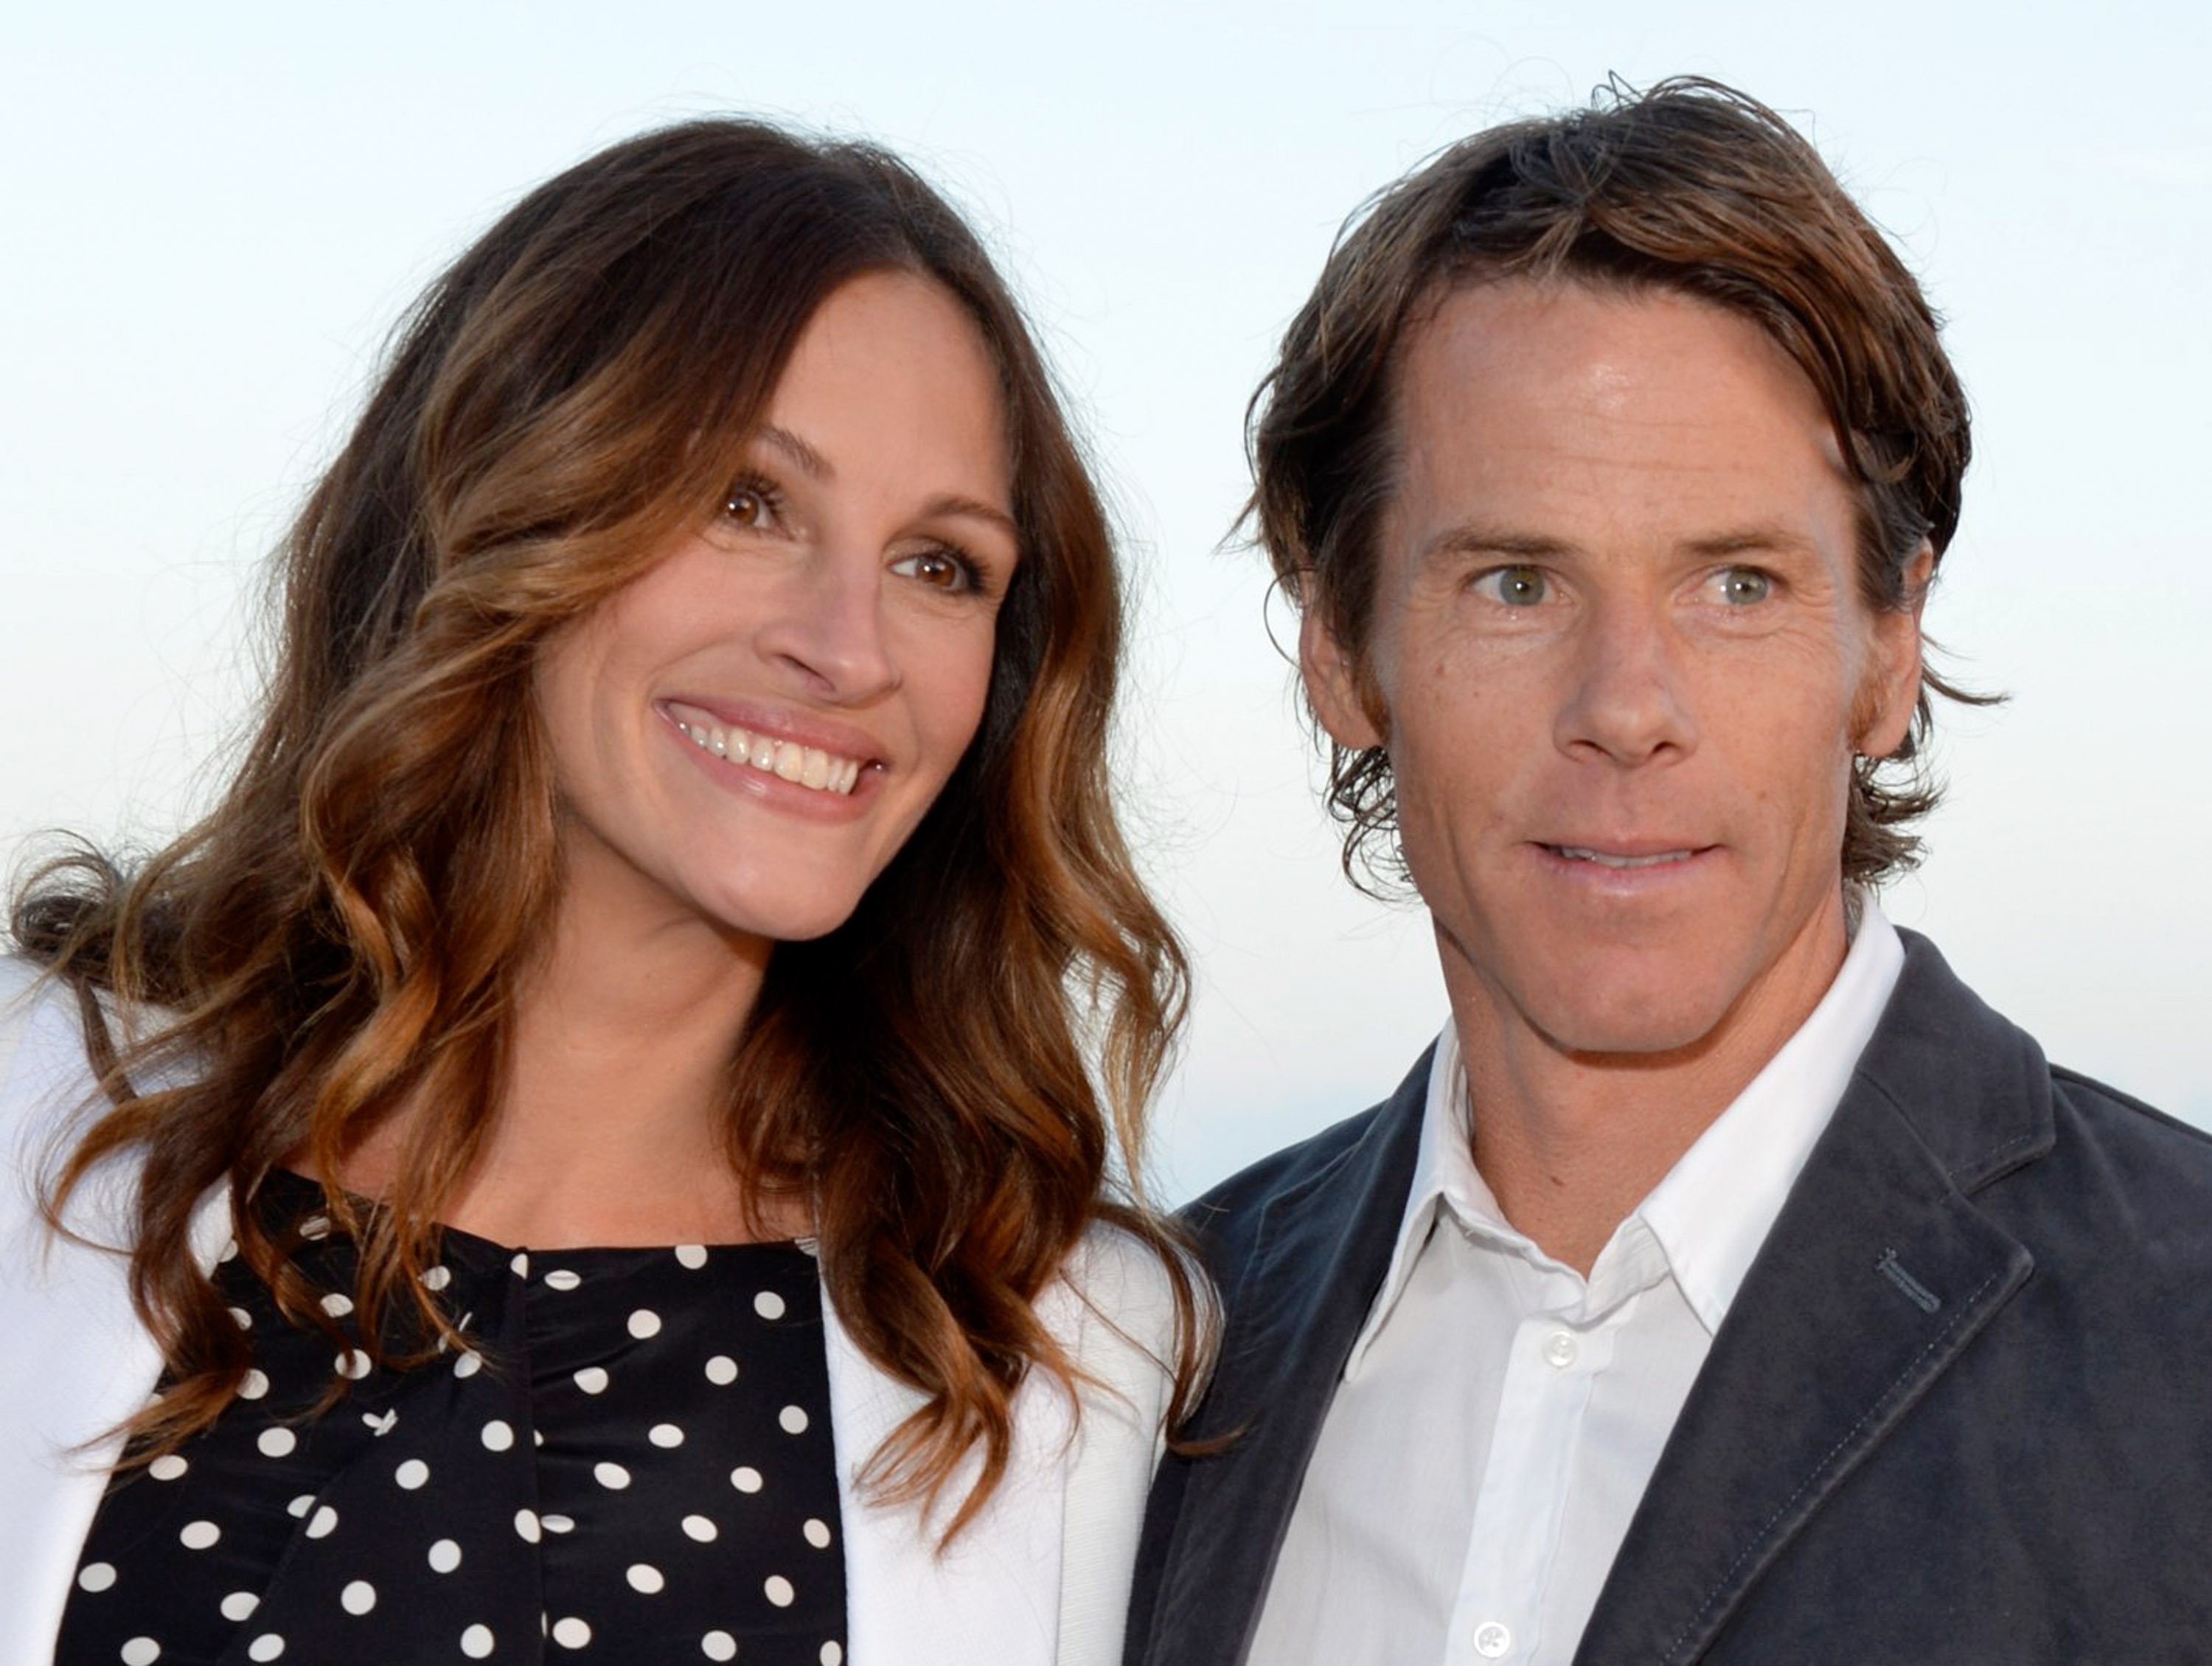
[55, 1170, 848, 1666]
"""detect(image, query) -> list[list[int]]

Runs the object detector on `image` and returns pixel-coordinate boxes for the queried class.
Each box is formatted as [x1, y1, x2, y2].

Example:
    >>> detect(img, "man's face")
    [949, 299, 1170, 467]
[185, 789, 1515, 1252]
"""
[1303, 280, 1926, 1062]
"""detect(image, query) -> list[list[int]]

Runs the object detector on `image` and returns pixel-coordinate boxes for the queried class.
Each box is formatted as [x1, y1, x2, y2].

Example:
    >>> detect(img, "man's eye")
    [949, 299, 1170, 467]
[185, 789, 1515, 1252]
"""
[1715, 568, 1773, 605]
[1475, 566, 1548, 606]
[892, 548, 978, 592]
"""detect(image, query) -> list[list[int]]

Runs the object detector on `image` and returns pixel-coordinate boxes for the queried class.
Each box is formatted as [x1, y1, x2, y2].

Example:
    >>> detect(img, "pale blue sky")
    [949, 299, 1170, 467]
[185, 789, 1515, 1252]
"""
[4, 0, 2206, 1197]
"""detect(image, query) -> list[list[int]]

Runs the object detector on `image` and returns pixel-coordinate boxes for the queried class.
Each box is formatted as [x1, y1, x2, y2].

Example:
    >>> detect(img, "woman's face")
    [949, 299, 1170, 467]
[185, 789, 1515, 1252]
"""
[535, 271, 1020, 951]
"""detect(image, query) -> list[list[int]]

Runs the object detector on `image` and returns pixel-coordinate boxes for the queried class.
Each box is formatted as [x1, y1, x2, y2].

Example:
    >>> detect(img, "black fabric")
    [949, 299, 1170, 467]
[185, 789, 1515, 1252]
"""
[1126, 931, 2212, 1666]
[57, 1171, 847, 1666]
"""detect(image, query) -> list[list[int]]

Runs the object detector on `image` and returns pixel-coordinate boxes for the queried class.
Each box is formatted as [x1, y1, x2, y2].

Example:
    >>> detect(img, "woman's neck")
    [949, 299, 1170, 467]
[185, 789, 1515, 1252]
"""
[346, 850, 795, 1248]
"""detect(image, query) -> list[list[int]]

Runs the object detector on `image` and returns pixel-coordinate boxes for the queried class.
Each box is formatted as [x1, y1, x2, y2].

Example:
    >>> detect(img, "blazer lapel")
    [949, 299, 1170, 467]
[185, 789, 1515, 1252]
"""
[1134, 1052, 1431, 1666]
[0, 964, 229, 1665]
[824, 1266, 1076, 1666]
[1574, 934, 2053, 1666]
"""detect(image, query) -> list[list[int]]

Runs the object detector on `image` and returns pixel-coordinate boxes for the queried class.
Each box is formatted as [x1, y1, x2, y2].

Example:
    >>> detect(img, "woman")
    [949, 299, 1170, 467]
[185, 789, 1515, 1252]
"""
[0, 120, 1204, 1666]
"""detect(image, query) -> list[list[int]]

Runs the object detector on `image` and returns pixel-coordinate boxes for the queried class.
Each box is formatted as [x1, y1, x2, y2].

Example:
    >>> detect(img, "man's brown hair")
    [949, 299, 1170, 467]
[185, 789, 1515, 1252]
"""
[1251, 76, 1979, 890]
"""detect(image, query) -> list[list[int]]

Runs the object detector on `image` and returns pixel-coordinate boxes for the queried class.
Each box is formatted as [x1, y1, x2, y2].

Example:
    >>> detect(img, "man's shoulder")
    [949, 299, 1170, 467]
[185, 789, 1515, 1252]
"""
[1176, 1046, 1435, 1279]
[2034, 1062, 2212, 1246]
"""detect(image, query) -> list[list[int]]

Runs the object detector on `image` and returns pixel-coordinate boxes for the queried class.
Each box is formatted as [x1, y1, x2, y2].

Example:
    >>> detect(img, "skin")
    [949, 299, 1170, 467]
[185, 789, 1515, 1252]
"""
[351, 271, 1019, 1247]
[1302, 280, 1929, 1273]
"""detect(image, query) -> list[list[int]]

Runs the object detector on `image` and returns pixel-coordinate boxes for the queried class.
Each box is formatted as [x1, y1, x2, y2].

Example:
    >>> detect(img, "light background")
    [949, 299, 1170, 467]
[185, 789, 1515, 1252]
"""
[4, 1, 2207, 1201]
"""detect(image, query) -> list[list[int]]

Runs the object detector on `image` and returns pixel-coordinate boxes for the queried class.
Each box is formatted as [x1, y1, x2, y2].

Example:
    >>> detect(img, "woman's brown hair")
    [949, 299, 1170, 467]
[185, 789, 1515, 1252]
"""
[12, 118, 1205, 1535]
[1249, 76, 1988, 893]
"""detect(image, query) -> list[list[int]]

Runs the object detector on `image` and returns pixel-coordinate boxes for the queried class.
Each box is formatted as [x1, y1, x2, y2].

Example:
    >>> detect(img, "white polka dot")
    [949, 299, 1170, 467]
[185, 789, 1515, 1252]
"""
[364, 1409, 398, 1437]
[301, 1215, 332, 1240]
[764, 1574, 796, 1607]
[461, 1625, 495, 1659]
[574, 1366, 609, 1395]
[754, 1290, 787, 1320]
[149, 1454, 188, 1481]
[454, 1350, 484, 1378]
[286, 1494, 314, 1519]
[229, 1307, 253, 1329]
[422, 1264, 453, 1291]
[220, 1592, 260, 1621]
[731, 1465, 763, 1493]
[395, 1458, 430, 1489]
[481, 1419, 515, 1451]
[543, 1268, 581, 1291]
[121, 1639, 160, 1666]
[779, 1404, 810, 1434]
[821, 1645, 844, 1666]
[248, 1636, 285, 1663]
[704, 1356, 738, 1386]
[675, 1244, 708, 1269]
[75, 1561, 116, 1592]
[180, 1519, 220, 1550]
[341, 1579, 376, 1615]
[257, 1426, 298, 1458]
[306, 1504, 339, 1538]
[240, 1369, 271, 1401]
[650, 1422, 685, 1448]
[682, 1514, 718, 1542]
[509, 1252, 529, 1278]
[320, 1292, 354, 1318]
[803, 1517, 832, 1549]
[552, 1617, 592, 1650]
[626, 1563, 666, 1594]
[701, 1635, 737, 1663]
[594, 1461, 631, 1490]
[515, 1508, 542, 1543]
[428, 1538, 462, 1574]
[218, 1238, 239, 1262]
[627, 1308, 662, 1339]
[542, 1513, 576, 1534]
[335, 1349, 372, 1381]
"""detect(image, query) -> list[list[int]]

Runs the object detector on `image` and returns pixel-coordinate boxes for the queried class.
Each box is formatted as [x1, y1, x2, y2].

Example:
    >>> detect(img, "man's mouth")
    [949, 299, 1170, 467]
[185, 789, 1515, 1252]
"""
[670, 709, 866, 796]
[1545, 844, 1704, 870]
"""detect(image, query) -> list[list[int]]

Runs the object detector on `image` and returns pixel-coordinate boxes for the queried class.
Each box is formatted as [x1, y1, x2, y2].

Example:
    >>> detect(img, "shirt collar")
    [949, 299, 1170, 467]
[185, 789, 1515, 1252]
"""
[1342, 898, 1905, 1374]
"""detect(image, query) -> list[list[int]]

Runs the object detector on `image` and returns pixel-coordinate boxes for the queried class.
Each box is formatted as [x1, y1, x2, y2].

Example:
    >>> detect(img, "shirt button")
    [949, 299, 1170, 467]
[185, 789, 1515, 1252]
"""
[1475, 1620, 1513, 1658]
[1543, 1330, 1578, 1369]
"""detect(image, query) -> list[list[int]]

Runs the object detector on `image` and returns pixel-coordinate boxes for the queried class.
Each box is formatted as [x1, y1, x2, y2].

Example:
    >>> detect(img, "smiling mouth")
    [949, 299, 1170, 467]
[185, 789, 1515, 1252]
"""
[1545, 844, 1705, 870]
[672, 716, 866, 796]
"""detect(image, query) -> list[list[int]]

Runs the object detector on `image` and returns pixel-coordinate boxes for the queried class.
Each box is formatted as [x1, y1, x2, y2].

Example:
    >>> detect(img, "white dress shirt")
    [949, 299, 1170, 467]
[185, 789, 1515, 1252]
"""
[1248, 905, 1905, 1666]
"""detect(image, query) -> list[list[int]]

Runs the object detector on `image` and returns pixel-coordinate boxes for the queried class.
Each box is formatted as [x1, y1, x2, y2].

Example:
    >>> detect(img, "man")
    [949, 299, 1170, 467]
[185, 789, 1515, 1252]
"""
[1128, 79, 2212, 1665]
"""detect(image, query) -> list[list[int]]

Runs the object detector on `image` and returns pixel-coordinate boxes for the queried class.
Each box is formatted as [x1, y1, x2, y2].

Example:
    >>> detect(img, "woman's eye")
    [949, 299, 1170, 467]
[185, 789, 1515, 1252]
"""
[721, 483, 779, 530]
[892, 548, 976, 592]
[1475, 566, 1548, 607]
[1714, 567, 1773, 605]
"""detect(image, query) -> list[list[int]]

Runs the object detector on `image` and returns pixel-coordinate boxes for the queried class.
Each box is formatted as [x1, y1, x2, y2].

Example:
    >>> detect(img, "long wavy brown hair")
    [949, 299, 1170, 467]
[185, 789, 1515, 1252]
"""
[1248, 76, 1994, 895]
[12, 118, 1206, 1537]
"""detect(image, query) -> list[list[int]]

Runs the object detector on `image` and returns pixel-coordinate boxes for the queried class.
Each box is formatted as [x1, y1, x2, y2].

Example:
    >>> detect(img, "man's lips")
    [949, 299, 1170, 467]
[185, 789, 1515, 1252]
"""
[1541, 843, 1711, 870]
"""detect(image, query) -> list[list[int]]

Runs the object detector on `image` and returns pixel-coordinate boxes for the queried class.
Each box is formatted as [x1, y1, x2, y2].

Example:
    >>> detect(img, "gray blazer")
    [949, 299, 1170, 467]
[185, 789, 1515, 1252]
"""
[1127, 932, 2212, 1665]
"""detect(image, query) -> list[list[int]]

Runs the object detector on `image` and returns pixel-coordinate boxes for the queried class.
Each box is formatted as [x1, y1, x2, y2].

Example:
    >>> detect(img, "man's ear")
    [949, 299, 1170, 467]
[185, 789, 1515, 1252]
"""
[1853, 543, 1935, 759]
[1298, 590, 1387, 752]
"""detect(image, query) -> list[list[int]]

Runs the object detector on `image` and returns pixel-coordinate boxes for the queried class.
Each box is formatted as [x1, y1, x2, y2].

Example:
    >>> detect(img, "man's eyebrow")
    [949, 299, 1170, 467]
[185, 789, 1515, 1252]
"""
[1680, 524, 1826, 560]
[1422, 524, 1579, 563]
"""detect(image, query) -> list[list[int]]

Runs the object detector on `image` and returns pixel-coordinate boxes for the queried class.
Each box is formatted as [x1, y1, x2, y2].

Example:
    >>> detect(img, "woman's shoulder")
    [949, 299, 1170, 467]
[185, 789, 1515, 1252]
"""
[1049, 1220, 1213, 1424]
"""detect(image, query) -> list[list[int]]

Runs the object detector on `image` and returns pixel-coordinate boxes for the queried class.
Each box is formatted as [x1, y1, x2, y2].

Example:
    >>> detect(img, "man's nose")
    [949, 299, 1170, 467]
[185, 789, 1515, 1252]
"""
[757, 545, 900, 704]
[1552, 597, 1697, 766]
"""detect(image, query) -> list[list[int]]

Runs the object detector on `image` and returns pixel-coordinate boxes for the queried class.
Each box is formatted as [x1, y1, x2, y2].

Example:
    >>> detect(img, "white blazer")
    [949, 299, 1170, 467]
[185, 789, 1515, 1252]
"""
[0, 958, 1181, 1665]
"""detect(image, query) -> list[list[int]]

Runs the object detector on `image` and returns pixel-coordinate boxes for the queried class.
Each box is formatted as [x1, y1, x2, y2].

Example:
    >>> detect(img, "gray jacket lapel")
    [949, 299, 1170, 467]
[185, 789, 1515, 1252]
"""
[1130, 1051, 1430, 1666]
[1573, 934, 2051, 1666]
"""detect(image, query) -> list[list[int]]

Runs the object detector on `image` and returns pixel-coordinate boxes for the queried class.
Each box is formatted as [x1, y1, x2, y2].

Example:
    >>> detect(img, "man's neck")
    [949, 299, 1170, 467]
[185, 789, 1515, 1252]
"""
[1441, 903, 1851, 1276]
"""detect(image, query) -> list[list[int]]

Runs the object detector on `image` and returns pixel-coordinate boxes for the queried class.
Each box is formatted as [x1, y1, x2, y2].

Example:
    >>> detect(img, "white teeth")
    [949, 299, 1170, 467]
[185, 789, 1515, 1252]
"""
[1556, 846, 1693, 870]
[673, 715, 864, 796]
